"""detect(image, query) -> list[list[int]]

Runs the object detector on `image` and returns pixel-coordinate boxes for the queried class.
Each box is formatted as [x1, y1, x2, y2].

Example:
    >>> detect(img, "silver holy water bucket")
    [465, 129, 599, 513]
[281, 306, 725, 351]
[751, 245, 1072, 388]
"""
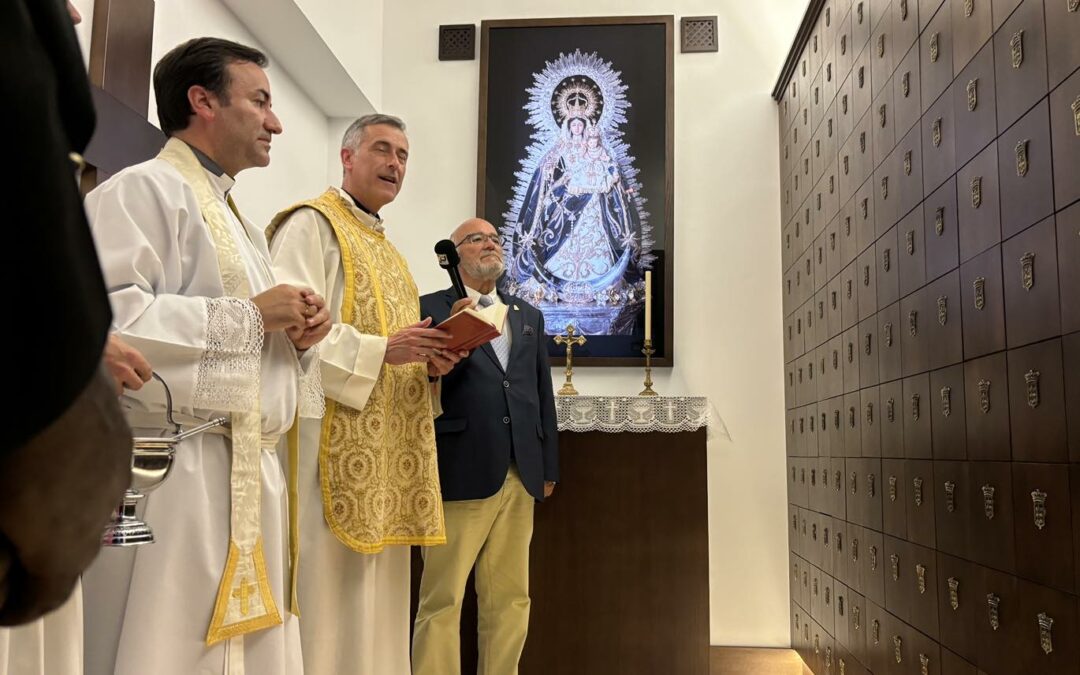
[102, 373, 226, 546]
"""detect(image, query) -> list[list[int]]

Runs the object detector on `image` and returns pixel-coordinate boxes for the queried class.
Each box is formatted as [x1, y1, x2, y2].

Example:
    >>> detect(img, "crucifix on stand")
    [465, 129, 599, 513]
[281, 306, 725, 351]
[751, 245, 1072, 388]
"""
[553, 324, 587, 396]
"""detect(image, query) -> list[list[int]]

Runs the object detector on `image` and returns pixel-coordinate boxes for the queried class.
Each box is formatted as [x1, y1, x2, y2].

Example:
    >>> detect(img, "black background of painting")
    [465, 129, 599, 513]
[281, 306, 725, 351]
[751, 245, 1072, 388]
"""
[482, 22, 669, 360]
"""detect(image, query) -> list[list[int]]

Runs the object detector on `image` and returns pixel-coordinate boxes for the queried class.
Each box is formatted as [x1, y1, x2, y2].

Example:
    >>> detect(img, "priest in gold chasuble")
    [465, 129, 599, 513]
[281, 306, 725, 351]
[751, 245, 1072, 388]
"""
[269, 114, 467, 675]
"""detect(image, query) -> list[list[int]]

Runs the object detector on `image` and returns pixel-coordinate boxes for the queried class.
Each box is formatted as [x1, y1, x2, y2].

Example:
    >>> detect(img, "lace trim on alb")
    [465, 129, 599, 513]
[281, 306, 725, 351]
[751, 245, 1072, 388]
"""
[194, 297, 263, 411]
[297, 346, 326, 418]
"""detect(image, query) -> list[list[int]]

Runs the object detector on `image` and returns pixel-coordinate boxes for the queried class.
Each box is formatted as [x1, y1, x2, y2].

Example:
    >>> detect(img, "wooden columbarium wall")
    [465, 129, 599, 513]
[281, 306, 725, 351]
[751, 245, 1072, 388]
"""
[774, 0, 1078, 672]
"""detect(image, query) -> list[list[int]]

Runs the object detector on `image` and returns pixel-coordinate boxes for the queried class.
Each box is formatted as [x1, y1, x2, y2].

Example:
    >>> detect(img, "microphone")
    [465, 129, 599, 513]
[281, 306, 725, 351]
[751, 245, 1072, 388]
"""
[434, 239, 467, 299]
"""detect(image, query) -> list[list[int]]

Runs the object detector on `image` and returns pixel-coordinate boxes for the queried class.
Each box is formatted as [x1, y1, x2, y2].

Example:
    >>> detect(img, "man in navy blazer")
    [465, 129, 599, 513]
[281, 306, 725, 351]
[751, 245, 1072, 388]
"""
[412, 218, 558, 675]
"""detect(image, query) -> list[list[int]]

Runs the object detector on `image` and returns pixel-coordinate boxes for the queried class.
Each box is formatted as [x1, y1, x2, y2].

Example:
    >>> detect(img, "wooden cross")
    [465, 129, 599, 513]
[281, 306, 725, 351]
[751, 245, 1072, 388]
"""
[232, 577, 256, 616]
[553, 325, 586, 396]
[81, 0, 164, 190]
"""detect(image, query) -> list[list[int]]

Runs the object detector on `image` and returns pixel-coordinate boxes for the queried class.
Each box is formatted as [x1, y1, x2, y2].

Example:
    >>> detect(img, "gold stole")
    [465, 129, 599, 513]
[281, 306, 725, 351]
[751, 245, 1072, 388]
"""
[269, 189, 445, 554]
[156, 139, 282, 645]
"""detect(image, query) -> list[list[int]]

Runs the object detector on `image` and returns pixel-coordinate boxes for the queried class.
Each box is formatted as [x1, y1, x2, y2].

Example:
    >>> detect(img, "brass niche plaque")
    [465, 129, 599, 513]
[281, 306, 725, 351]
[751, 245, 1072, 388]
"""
[1026, 369, 1041, 408]
[1016, 139, 1029, 177]
[1038, 612, 1054, 655]
[1010, 30, 1024, 68]
[1031, 489, 1047, 530]
[982, 484, 996, 520]
[1021, 252, 1035, 290]
[987, 593, 1001, 631]
[948, 577, 960, 610]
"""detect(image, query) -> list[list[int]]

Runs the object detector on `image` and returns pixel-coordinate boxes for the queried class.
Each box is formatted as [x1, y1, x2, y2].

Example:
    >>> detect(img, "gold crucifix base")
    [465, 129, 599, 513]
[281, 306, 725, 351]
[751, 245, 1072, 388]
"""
[554, 324, 587, 396]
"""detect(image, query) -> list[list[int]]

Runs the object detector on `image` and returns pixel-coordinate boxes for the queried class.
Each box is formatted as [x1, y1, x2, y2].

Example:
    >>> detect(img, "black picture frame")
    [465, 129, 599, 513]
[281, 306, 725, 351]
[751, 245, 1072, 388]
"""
[477, 15, 675, 366]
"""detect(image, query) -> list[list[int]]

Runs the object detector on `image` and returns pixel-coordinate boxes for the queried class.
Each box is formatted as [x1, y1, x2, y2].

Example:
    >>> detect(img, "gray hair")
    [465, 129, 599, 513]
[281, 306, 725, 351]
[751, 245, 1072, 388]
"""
[341, 114, 407, 151]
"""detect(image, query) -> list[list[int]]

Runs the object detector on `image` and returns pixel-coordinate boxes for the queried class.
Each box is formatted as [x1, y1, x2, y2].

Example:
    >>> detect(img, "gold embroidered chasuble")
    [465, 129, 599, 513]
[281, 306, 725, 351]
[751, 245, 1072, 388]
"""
[269, 189, 445, 553]
[155, 138, 282, 645]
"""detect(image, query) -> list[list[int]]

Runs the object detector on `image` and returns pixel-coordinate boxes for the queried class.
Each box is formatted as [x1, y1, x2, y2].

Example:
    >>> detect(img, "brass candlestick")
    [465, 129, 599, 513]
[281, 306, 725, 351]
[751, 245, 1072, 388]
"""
[553, 324, 587, 396]
[639, 339, 658, 396]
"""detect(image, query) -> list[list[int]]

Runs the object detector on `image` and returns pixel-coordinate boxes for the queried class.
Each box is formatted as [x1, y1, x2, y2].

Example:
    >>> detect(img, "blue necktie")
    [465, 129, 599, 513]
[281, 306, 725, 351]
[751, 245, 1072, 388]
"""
[477, 295, 510, 370]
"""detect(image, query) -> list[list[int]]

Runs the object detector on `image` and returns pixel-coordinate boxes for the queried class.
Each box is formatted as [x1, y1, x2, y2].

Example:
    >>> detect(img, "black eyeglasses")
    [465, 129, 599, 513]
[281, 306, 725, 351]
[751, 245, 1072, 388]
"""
[455, 233, 503, 247]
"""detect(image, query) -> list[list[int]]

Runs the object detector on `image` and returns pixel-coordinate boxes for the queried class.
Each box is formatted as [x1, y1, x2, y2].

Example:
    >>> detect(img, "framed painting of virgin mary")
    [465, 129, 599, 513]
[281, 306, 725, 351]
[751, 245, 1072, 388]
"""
[477, 16, 674, 366]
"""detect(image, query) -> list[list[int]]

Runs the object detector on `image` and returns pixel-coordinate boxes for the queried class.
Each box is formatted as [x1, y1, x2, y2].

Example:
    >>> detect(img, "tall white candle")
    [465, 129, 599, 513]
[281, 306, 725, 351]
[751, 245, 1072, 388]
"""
[644, 271, 652, 341]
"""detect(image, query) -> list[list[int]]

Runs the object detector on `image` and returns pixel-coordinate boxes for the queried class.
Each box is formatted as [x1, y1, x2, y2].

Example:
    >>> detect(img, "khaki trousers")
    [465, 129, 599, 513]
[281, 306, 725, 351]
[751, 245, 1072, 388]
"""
[412, 467, 534, 675]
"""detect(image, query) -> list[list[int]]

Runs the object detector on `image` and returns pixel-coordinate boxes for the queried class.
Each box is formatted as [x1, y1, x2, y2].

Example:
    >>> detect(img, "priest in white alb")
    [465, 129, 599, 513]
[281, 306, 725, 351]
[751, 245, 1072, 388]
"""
[81, 37, 330, 675]
[267, 114, 469, 675]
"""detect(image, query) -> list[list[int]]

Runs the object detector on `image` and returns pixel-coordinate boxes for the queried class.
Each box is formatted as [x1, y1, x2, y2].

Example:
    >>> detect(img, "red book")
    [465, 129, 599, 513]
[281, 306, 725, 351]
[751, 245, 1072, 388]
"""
[433, 303, 507, 352]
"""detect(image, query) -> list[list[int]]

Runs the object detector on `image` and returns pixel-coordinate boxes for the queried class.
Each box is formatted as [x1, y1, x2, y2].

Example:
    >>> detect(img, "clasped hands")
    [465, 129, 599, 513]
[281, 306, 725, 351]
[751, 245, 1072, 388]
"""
[385, 297, 474, 377]
[252, 284, 331, 351]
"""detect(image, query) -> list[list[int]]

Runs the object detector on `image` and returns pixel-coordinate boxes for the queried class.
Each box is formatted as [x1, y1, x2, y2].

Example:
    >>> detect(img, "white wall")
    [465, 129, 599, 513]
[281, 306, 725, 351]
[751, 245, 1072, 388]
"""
[380, 0, 806, 647]
[295, 0, 385, 110]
